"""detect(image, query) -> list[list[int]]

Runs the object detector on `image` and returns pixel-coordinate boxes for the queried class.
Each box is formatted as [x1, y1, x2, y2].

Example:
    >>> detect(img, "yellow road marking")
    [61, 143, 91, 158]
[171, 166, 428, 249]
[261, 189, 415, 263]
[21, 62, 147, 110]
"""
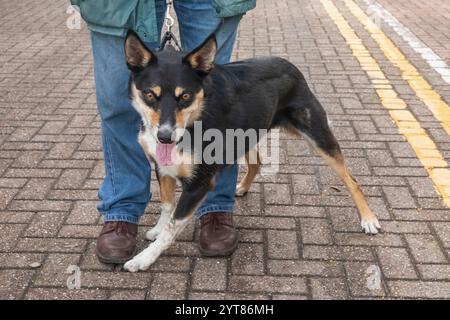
[320, 0, 450, 207]
[343, 0, 450, 135]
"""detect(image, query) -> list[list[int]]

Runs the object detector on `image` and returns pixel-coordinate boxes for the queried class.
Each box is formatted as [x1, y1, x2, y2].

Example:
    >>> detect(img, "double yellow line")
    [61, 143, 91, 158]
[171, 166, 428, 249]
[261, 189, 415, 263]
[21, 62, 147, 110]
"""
[320, 0, 450, 206]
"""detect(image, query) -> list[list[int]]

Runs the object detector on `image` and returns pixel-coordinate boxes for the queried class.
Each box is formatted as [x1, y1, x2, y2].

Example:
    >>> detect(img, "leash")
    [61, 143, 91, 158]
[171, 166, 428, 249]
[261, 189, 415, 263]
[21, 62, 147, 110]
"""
[159, 0, 181, 51]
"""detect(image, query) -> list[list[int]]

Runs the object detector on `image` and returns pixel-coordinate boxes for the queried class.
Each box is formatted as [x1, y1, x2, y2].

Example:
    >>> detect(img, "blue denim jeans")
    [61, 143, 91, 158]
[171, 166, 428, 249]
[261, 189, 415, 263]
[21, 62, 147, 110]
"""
[91, 0, 241, 224]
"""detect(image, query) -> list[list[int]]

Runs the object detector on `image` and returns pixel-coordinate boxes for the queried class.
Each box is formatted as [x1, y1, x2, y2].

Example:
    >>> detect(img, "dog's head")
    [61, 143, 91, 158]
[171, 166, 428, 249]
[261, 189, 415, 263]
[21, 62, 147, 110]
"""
[124, 30, 217, 145]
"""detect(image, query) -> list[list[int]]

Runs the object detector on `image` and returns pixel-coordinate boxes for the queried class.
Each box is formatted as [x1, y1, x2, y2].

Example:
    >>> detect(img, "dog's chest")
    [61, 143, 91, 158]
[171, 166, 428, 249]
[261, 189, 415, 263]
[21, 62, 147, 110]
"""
[138, 131, 193, 178]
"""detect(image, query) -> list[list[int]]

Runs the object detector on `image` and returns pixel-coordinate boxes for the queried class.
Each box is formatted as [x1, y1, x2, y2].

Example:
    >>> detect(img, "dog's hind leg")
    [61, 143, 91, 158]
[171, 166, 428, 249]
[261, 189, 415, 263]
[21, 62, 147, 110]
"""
[146, 174, 176, 241]
[289, 97, 380, 234]
[124, 171, 215, 272]
[312, 141, 381, 234]
[236, 148, 261, 197]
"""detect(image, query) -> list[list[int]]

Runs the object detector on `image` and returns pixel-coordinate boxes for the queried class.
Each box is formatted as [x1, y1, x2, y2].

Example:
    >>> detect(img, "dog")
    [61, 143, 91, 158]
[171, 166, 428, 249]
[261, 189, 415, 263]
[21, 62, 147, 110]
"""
[122, 30, 381, 272]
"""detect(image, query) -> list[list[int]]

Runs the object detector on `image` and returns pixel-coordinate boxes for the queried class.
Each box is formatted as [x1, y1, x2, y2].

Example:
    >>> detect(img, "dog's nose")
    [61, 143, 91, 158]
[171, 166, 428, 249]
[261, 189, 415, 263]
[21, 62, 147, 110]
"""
[157, 127, 174, 144]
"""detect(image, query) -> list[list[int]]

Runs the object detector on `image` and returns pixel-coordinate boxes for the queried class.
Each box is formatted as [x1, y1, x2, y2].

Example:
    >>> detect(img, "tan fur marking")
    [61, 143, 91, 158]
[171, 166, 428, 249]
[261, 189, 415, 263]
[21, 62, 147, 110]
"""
[176, 153, 195, 179]
[317, 148, 377, 223]
[125, 37, 152, 67]
[236, 148, 261, 196]
[159, 176, 176, 204]
[151, 86, 162, 97]
[174, 87, 185, 97]
[147, 108, 160, 127]
[131, 83, 160, 128]
[175, 89, 204, 128]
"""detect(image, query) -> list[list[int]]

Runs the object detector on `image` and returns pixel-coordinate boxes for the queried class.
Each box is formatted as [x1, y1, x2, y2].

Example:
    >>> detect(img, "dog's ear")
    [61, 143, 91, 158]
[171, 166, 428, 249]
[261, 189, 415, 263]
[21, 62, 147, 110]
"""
[183, 33, 217, 74]
[124, 30, 156, 72]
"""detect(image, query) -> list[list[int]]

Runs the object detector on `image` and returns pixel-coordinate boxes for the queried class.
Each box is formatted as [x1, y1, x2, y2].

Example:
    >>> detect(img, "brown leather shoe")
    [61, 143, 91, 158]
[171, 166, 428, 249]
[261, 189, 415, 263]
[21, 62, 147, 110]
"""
[199, 212, 239, 256]
[95, 221, 138, 264]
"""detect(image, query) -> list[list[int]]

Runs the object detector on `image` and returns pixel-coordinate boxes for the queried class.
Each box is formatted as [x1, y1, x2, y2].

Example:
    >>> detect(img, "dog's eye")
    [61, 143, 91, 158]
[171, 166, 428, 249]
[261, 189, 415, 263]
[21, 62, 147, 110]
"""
[181, 93, 191, 101]
[145, 91, 156, 101]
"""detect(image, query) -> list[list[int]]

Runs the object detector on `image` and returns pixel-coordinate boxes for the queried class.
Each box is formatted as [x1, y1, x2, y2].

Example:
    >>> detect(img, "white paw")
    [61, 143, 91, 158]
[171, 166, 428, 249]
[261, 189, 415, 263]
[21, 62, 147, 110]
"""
[145, 227, 161, 241]
[361, 217, 381, 235]
[235, 185, 248, 197]
[123, 255, 152, 272]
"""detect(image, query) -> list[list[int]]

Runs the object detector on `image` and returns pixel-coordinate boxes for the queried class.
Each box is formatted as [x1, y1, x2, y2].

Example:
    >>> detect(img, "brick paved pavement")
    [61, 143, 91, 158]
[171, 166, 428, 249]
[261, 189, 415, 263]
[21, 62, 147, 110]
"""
[0, 0, 449, 300]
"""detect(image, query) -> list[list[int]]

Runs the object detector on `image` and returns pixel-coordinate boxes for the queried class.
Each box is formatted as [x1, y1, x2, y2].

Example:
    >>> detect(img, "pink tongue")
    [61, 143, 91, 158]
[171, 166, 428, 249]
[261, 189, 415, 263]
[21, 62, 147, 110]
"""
[156, 143, 176, 166]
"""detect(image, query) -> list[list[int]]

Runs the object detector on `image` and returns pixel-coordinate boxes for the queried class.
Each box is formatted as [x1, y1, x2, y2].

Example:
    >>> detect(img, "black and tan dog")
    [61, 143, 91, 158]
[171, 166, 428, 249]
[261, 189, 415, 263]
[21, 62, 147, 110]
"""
[122, 30, 380, 272]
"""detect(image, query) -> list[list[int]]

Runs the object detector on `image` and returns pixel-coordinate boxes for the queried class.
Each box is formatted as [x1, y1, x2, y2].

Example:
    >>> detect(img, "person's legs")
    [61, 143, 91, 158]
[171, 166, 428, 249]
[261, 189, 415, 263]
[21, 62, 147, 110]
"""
[174, 0, 242, 256]
[91, 32, 150, 225]
[174, 0, 241, 219]
[92, 1, 167, 263]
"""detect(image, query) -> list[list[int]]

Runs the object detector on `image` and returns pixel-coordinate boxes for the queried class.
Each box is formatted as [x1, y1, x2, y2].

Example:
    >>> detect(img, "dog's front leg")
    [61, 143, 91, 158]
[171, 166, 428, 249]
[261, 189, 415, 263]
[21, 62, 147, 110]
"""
[124, 215, 191, 272]
[124, 176, 214, 272]
[146, 175, 176, 241]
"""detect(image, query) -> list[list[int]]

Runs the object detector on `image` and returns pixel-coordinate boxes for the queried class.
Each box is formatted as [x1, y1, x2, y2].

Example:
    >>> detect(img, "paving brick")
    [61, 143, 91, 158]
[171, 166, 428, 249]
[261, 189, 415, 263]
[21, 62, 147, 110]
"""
[376, 247, 417, 279]
[38, 121, 68, 134]
[388, 281, 450, 299]
[81, 271, 152, 289]
[432, 222, 450, 248]
[229, 276, 307, 294]
[109, 290, 146, 300]
[46, 143, 78, 159]
[4, 168, 61, 178]
[149, 273, 187, 300]
[65, 200, 99, 224]
[383, 186, 417, 209]
[235, 216, 296, 230]
[191, 258, 227, 291]
[268, 260, 343, 277]
[0, 211, 34, 223]
[150, 256, 191, 273]
[335, 233, 404, 247]
[9, 200, 72, 211]
[330, 207, 363, 232]
[380, 221, 430, 234]
[344, 262, 386, 297]
[417, 264, 450, 280]
[34, 254, 81, 287]
[58, 225, 102, 238]
[0, 253, 45, 269]
[367, 149, 395, 166]
[264, 184, 291, 204]
[7, 126, 40, 142]
[405, 234, 447, 263]
[310, 278, 348, 300]
[407, 177, 440, 198]
[239, 229, 264, 243]
[188, 292, 270, 300]
[54, 169, 90, 189]
[231, 243, 265, 275]
[0, 270, 34, 300]
[15, 238, 87, 253]
[292, 174, 320, 194]
[0, 178, 28, 188]
[302, 245, 374, 261]
[265, 205, 326, 218]
[300, 218, 333, 245]
[16, 178, 54, 200]
[267, 230, 299, 259]
[23, 212, 65, 237]
[0, 224, 26, 251]
[0, 188, 18, 210]
[25, 288, 106, 300]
